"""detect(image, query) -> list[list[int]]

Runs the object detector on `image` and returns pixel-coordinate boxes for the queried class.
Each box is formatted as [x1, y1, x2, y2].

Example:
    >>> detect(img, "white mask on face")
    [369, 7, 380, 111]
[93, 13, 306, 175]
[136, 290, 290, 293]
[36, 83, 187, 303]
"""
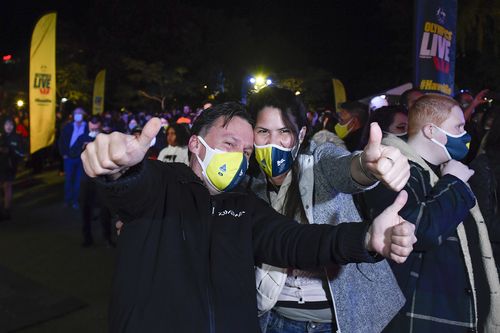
[74, 114, 83, 122]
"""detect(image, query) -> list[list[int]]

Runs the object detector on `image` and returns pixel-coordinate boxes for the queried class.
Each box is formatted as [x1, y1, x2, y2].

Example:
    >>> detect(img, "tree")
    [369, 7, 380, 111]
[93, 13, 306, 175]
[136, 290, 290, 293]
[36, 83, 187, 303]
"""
[56, 62, 92, 107]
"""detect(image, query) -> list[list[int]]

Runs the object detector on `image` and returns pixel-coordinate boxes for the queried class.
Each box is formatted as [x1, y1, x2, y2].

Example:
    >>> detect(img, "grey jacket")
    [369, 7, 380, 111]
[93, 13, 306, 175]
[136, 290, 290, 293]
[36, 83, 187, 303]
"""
[248, 142, 405, 333]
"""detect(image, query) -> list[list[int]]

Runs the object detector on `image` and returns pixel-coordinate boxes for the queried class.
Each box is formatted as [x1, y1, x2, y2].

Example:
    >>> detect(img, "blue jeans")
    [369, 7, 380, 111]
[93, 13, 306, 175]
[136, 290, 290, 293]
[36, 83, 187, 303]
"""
[63, 157, 83, 206]
[260, 310, 336, 333]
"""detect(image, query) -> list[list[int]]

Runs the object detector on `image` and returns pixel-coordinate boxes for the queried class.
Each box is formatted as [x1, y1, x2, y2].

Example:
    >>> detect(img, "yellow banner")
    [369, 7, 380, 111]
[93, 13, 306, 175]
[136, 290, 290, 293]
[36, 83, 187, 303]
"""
[332, 78, 346, 112]
[92, 69, 106, 115]
[29, 13, 57, 154]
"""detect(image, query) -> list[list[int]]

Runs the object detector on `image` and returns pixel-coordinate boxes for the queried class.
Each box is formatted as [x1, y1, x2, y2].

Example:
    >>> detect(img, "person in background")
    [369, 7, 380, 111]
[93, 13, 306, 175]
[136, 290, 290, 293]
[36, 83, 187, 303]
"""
[399, 88, 424, 111]
[335, 101, 368, 151]
[311, 110, 346, 149]
[469, 112, 500, 276]
[455, 88, 489, 122]
[157, 123, 190, 165]
[0, 117, 25, 220]
[363, 105, 408, 144]
[76, 116, 115, 248]
[58, 107, 88, 209]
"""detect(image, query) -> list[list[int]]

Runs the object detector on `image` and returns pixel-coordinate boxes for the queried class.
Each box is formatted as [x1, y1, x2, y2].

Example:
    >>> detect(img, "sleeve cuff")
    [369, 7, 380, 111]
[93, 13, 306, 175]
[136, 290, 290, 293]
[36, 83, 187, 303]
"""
[338, 222, 381, 264]
[93, 160, 146, 195]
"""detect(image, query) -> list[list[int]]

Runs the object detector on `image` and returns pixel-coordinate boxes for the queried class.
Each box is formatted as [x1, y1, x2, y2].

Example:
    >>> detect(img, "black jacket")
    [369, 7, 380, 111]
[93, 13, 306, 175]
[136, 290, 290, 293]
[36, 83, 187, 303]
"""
[97, 160, 376, 333]
[58, 121, 88, 158]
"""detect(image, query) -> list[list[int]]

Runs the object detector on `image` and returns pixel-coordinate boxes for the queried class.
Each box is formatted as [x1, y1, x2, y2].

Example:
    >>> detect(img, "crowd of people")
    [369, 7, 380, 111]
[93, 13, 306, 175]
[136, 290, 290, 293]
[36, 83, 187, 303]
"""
[1, 85, 499, 332]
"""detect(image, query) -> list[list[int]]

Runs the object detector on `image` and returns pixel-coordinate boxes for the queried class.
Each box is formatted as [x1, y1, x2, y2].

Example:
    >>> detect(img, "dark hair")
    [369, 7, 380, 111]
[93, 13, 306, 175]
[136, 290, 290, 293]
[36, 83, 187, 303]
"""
[89, 116, 101, 124]
[400, 88, 423, 108]
[190, 102, 253, 137]
[167, 123, 190, 147]
[247, 86, 310, 223]
[367, 106, 407, 132]
[247, 86, 310, 147]
[1, 116, 15, 134]
[358, 105, 407, 148]
[340, 101, 368, 126]
[322, 111, 338, 132]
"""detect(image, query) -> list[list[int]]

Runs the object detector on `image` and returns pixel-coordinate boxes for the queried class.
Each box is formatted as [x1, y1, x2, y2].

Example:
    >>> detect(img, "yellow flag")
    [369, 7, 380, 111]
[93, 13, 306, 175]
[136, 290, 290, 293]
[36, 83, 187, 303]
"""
[332, 78, 346, 112]
[92, 69, 106, 115]
[29, 13, 57, 154]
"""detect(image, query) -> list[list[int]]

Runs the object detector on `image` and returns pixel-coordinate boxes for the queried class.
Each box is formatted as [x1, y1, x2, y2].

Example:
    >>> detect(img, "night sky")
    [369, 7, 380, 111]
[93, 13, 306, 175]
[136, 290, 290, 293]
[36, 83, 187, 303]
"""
[0, 1, 416, 101]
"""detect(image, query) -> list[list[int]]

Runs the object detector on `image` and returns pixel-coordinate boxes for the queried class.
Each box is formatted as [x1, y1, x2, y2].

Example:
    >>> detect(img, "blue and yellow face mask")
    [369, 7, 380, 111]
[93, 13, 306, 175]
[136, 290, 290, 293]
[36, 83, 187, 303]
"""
[254, 143, 294, 178]
[196, 136, 248, 193]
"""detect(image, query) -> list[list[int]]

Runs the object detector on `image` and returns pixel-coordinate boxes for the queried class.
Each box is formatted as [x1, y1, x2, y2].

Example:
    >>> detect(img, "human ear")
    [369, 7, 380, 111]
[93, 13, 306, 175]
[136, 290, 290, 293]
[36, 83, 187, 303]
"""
[421, 124, 434, 139]
[298, 126, 307, 145]
[188, 135, 200, 155]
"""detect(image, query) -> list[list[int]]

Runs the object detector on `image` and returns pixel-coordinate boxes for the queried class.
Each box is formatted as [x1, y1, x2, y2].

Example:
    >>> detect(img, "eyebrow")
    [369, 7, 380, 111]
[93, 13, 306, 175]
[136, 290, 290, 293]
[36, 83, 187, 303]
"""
[255, 126, 289, 130]
[225, 135, 253, 151]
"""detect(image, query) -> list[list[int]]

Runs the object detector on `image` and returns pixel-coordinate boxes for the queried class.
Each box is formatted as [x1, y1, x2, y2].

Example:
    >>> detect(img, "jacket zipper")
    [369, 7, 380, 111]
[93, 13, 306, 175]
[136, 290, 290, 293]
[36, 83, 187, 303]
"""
[207, 198, 216, 333]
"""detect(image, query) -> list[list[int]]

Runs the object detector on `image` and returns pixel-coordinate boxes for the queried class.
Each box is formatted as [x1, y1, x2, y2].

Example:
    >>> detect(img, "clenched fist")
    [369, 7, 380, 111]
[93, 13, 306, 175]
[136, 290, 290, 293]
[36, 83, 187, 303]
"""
[81, 117, 162, 178]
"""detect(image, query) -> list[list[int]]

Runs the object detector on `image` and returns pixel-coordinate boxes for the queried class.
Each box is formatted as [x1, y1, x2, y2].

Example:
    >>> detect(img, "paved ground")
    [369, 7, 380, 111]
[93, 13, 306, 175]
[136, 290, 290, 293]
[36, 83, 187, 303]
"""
[0, 165, 116, 332]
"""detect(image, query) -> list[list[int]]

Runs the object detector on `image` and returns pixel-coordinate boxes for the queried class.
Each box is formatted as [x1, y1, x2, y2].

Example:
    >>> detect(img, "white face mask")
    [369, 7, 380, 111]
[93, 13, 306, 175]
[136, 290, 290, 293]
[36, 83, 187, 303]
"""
[88, 130, 99, 138]
[74, 114, 83, 122]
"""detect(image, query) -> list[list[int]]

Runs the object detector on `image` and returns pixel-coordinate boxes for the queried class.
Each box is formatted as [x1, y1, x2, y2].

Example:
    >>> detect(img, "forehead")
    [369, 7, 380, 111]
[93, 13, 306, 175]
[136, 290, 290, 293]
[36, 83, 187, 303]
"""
[206, 116, 254, 144]
[337, 109, 351, 118]
[393, 112, 408, 123]
[256, 107, 286, 126]
[442, 106, 465, 126]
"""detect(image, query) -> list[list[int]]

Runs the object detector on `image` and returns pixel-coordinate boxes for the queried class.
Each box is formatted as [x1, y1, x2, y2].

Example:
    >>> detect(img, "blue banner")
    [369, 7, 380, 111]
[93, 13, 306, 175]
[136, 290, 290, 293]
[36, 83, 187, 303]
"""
[414, 0, 457, 95]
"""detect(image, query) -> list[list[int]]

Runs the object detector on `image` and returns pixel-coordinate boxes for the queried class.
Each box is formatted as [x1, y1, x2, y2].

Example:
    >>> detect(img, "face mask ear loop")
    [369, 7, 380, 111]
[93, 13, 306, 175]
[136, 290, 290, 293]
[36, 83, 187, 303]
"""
[429, 125, 452, 161]
[195, 136, 222, 193]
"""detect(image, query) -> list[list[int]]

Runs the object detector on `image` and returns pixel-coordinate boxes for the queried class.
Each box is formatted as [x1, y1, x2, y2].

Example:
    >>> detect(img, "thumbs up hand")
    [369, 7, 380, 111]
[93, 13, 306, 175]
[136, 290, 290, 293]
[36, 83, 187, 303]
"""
[81, 117, 162, 178]
[367, 190, 416, 263]
[360, 122, 410, 191]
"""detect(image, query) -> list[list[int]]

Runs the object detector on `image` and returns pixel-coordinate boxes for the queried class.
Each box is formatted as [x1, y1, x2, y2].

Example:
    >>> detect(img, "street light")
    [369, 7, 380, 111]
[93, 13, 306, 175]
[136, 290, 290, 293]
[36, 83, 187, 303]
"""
[61, 97, 68, 103]
[249, 74, 272, 92]
[16, 99, 24, 108]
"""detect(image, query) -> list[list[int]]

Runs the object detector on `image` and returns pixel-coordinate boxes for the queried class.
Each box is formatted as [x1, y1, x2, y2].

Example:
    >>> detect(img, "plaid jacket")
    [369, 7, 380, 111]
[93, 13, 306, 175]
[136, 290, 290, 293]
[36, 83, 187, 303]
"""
[360, 160, 478, 332]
